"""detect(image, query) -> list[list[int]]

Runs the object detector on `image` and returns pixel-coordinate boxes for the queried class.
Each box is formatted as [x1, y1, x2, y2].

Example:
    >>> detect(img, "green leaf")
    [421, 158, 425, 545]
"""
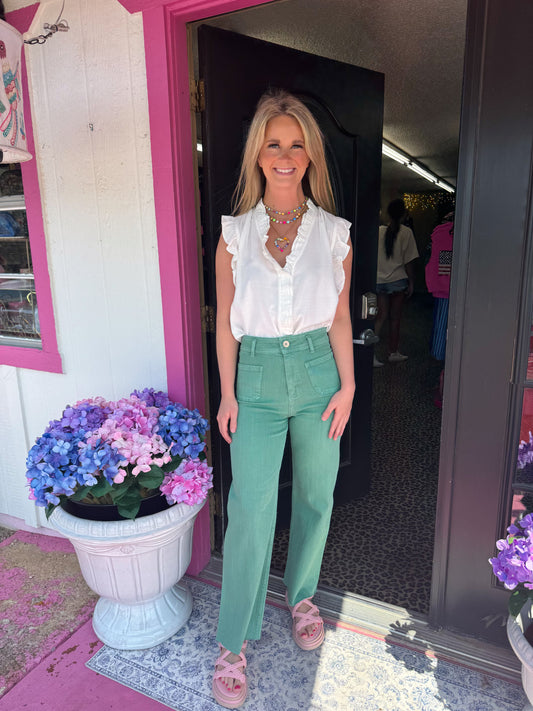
[161, 454, 185, 473]
[509, 587, 531, 617]
[70, 485, 91, 502]
[136, 466, 164, 489]
[44, 503, 57, 520]
[110, 480, 136, 502]
[87, 478, 114, 498]
[116, 489, 141, 520]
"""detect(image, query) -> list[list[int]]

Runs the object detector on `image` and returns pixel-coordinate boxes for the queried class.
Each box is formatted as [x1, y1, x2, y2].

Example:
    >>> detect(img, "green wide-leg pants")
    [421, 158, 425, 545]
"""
[216, 328, 342, 654]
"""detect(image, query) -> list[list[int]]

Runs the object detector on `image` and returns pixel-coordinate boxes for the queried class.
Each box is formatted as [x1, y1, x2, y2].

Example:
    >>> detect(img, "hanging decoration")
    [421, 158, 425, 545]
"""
[0, 20, 30, 163]
[0, 0, 69, 164]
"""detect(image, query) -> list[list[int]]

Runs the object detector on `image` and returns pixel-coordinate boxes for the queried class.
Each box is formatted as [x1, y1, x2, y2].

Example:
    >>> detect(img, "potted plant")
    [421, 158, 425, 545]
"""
[26, 388, 213, 650]
[490, 507, 533, 706]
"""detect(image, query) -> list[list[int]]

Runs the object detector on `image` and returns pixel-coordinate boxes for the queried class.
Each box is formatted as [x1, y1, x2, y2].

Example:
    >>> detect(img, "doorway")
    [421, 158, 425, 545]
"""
[191, 0, 467, 617]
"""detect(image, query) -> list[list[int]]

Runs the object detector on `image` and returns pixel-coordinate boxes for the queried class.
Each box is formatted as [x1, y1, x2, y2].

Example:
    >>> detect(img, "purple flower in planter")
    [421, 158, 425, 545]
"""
[131, 388, 171, 409]
[26, 390, 211, 520]
[490, 515, 533, 591]
[518, 432, 533, 470]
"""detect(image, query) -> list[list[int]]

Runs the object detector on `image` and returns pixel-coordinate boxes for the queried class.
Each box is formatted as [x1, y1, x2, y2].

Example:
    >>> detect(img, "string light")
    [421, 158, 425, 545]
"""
[403, 191, 455, 212]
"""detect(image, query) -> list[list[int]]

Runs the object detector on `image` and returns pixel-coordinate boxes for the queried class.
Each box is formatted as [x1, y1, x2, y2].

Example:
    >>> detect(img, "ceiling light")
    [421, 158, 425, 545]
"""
[382, 140, 455, 194]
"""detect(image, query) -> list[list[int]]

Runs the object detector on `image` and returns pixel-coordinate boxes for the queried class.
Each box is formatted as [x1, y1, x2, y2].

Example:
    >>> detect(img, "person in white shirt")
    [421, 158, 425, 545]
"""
[212, 90, 355, 708]
[374, 199, 419, 366]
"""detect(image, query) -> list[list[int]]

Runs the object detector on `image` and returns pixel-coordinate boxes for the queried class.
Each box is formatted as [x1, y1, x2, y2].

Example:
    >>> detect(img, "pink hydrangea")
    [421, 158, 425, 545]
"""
[109, 432, 171, 482]
[160, 458, 213, 505]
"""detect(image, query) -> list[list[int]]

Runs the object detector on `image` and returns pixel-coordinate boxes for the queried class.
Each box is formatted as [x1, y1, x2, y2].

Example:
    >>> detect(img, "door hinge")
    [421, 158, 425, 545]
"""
[191, 78, 205, 113]
[213, 490, 222, 517]
[202, 304, 216, 333]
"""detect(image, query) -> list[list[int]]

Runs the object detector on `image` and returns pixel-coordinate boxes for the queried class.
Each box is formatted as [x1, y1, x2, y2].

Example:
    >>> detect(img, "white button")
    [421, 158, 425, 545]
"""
[283, 340, 290, 348]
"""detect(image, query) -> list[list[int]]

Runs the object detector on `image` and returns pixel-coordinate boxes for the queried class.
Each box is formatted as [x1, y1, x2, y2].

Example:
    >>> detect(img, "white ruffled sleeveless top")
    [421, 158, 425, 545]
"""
[221, 198, 351, 342]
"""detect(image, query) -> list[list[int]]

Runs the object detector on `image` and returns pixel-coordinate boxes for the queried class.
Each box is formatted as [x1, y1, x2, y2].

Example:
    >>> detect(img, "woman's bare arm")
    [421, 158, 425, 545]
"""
[215, 235, 240, 443]
[322, 240, 356, 440]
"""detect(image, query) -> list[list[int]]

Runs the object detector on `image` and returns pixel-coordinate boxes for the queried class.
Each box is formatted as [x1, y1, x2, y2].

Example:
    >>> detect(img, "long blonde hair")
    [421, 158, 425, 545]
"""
[233, 90, 336, 215]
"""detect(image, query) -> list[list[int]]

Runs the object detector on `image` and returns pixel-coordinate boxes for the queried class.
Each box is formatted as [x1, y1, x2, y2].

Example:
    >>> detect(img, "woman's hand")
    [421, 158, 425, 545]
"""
[321, 386, 355, 440]
[217, 395, 239, 444]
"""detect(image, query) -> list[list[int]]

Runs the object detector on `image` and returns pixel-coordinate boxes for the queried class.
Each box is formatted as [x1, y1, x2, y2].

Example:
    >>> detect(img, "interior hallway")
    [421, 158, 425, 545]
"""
[272, 293, 443, 614]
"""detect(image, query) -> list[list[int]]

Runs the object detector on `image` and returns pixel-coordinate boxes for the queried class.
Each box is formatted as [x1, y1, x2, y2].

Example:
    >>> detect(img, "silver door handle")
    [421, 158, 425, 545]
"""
[353, 329, 379, 346]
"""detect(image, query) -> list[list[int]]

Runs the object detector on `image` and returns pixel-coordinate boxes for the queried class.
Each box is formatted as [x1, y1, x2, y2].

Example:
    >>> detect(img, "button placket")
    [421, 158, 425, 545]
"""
[278, 270, 293, 335]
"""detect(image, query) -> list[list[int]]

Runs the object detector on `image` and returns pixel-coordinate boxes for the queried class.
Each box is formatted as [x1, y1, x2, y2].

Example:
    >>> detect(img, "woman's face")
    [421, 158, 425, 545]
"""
[257, 115, 310, 192]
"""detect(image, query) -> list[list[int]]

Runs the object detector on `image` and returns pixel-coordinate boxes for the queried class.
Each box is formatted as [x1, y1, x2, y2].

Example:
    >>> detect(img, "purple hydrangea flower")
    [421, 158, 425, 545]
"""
[26, 391, 211, 515]
[518, 432, 533, 470]
[131, 388, 171, 409]
[490, 514, 533, 591]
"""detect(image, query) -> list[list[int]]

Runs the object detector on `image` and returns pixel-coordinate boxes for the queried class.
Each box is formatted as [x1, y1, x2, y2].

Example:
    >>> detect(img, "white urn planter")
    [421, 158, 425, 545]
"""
[507, 599, 533, 710]
[50, 499, 205, 650]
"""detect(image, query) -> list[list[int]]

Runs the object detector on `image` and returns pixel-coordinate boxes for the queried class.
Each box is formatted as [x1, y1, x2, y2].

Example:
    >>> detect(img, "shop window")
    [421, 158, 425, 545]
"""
[0, 165, 39, 347]
[510, 347, 533, 524]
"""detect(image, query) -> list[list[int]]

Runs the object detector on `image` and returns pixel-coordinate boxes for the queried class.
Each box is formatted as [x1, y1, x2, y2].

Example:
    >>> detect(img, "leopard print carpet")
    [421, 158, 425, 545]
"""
[271, 294, 443, 615]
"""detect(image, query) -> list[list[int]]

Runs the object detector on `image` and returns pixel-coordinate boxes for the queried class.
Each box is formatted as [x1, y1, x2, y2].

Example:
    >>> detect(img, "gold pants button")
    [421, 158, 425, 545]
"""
[282, 340, 290, 348]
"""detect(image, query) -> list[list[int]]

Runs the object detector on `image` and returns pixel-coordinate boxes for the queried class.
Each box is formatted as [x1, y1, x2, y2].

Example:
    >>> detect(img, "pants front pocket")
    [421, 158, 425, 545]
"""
[304, 351, 340, 396]
[236, 363, 263, 402]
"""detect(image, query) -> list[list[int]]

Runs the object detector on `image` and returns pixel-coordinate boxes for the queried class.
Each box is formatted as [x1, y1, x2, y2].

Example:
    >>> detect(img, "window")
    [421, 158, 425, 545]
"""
[0, 166, 40, 347]
[509, 333, 533, 525]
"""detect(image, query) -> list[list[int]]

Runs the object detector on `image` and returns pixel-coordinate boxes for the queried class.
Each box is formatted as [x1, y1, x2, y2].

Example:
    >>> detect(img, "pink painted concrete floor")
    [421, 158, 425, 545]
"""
[0, 528, 167, 710]
[0, 618, 167, 711]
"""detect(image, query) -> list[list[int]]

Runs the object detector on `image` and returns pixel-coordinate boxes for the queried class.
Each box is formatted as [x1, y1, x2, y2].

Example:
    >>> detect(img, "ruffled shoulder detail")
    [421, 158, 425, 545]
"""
[221, 215, 239, 285]
[328, 213, 352, 294]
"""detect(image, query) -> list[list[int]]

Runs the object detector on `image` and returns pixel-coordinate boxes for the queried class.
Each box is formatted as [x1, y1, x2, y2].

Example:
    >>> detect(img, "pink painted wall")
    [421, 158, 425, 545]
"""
[0, 6, 62, 373]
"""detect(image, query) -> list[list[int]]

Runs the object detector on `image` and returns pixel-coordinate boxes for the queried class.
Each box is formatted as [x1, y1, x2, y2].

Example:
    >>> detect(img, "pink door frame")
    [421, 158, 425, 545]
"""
[117, 0, 271, 573]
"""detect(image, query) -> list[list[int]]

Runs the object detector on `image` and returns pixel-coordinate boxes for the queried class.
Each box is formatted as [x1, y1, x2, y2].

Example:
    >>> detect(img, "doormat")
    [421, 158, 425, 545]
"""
[0, 530, 97, 697]
[86, 579, 526, 711]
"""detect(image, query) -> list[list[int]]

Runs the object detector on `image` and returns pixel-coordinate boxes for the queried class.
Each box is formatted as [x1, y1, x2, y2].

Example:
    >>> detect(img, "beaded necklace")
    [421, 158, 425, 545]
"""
[269, 221, 296, 253]
[264, 198, 308, 225]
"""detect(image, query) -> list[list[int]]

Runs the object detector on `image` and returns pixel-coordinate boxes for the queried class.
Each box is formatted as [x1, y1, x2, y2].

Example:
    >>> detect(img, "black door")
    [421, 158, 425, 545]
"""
[198, 26, 384, 548]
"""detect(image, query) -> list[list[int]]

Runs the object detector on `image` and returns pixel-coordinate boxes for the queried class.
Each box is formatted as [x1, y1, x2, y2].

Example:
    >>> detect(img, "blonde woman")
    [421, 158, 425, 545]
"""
[213, 90, 355, 708]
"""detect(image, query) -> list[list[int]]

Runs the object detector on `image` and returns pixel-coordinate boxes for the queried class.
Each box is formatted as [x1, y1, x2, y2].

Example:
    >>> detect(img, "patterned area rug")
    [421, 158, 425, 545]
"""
[0, 530, 97, 697]
[272, 295, 442, 614]
[87, 579, 526, 711]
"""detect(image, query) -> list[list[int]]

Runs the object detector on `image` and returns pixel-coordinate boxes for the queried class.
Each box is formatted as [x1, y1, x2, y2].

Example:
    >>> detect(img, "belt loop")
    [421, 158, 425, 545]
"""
[306, 335, 314, 353]
[251, 339, 257, 357]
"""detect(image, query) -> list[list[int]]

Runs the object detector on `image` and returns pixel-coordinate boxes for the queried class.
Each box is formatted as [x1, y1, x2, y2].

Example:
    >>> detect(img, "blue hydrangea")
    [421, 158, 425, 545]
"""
[77, 440, 124, 485]
[26, 431, 82, 506]
[156, 404, 209, 458]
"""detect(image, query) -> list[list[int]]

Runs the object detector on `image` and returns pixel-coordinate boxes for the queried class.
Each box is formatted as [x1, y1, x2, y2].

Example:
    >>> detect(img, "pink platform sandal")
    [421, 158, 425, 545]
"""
[212, 641, 248, 709]
[285, 591, 325, 651]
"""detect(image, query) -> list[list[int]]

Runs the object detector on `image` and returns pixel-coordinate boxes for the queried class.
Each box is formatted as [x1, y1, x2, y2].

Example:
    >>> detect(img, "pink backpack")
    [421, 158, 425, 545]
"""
[425, 222, 453, 298]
